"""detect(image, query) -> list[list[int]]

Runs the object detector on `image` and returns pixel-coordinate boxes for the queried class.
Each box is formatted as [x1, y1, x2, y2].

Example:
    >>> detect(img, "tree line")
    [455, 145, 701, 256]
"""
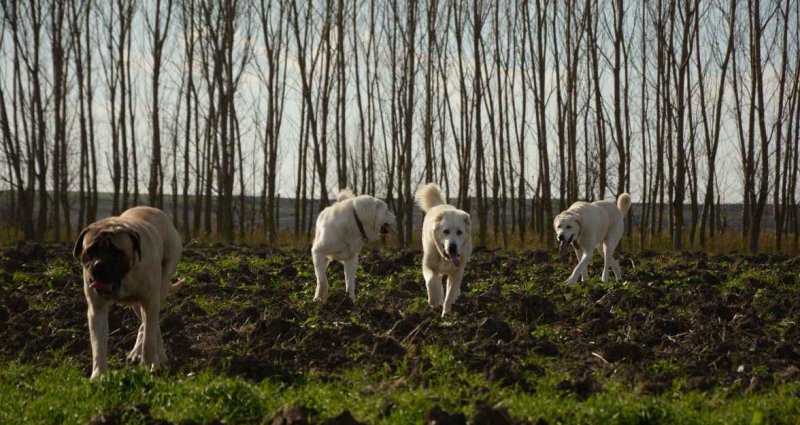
[1, 0, 798, 252]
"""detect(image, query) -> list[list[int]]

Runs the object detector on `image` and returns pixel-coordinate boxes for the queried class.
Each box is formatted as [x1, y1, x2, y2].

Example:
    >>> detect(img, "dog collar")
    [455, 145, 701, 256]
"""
[353, 208, 369, 242]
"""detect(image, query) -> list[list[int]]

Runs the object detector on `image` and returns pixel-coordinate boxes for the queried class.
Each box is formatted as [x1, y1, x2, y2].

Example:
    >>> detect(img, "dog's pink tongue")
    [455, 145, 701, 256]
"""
[558, 241, 570, 257]
[90, 280, 112, 292]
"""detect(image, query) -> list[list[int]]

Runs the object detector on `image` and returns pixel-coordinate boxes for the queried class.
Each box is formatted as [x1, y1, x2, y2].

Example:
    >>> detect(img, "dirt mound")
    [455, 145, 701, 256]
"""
[517, 294, 557, 324]
[320, 410, 366, 425]
[363, 250, 418, 276]
[471, 401, 516, 425]
[271, 406, 310, 425]
[321, 292, 354, 314]
[601, 341, 644, 363]
[0, 243, 48, 272]
[474, 318, 513, 342]
[555, 377, 601, 400]
[89, 403, 171, 425]
[426, 405, 467, 425]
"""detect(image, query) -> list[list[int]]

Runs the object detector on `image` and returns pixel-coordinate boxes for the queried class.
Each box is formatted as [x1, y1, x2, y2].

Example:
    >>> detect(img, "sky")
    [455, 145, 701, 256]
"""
[1, 0, 797, 205]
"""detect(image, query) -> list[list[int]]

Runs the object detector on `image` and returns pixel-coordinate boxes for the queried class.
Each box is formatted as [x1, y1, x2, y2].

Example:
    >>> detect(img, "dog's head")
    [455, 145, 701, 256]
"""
[353, 195, 397, 239]
[433, 210, 471, 267]
[73, 219, 141, 295]
[553, 212, 581, 257]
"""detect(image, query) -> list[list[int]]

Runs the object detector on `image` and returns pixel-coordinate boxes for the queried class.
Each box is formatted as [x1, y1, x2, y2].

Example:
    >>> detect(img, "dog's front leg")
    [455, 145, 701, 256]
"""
[442, 269, 463, 317]
[312, 250, 330, 301]
[343, 256, 358, 300]
[573, 246, 589, 282]
[423, 267, 444, 308]
[88, 303, 110, 380]
[567, 249, 593, 285]
[140, 298, 164, 369]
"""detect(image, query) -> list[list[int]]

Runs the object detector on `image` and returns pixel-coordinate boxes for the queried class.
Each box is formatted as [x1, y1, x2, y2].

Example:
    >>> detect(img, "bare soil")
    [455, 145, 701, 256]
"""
[2, 243, 799, 423]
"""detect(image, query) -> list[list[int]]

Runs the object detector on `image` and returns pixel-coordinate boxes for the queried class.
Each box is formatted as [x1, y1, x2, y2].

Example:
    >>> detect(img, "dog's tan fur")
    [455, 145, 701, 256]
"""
[74, 206, 183, 379]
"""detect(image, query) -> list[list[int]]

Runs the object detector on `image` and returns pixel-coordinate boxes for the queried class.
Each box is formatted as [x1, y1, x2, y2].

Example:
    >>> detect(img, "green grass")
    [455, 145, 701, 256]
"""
[2, 360, 799, 425]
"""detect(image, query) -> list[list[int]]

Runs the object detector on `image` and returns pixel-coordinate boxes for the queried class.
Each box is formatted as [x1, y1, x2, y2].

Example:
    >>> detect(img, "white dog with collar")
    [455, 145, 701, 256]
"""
[311, 189, 397, 301]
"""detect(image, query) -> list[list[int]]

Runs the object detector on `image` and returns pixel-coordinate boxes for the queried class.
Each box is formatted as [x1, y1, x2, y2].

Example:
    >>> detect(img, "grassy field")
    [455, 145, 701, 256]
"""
[1, 243, 799, 424]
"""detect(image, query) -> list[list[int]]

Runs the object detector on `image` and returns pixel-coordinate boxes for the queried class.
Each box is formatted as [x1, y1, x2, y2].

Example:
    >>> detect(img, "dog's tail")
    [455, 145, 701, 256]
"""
[335, 188, 355, 203]
[168, 278, 187, 295]
[617, 193, 632, 215]
[415, 183, 446, 212]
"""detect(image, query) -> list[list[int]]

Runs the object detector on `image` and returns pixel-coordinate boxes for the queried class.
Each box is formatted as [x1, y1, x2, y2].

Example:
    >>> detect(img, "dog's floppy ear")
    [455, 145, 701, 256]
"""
[73, 227, 89, 260]
[128, 230, 142, 262]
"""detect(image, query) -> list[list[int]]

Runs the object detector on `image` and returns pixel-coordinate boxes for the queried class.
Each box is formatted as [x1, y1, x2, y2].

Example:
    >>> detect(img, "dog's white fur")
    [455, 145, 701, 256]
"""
[76, 207, 184, 380]
[415, 183, 472, 317]
[554, 194, 632, 285]
[311, 189, 396, 301]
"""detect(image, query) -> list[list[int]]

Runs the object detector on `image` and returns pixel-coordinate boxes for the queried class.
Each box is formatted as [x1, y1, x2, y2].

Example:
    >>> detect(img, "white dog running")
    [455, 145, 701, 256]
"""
[553, 193, 632, 285]
[415, 183, 472, 317]
[311, 189, 397, 301]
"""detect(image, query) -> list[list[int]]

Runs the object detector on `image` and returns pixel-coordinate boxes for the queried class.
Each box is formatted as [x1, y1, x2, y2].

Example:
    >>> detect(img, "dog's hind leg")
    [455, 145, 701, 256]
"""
[604, 223, 624, 281]
[127, 305, 144, 362]
[343, 256, 358, 300]
[607, 242, 622, 280]
[424, 267, 444, 308]
[602, 240, 620, 282]
[312, 250, 330, 301]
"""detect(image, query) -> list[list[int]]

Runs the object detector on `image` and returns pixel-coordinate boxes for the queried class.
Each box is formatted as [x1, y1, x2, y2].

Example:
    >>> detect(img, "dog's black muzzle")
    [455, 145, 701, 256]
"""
[88, 258, 128, 294]
[447, 243, 459, 257]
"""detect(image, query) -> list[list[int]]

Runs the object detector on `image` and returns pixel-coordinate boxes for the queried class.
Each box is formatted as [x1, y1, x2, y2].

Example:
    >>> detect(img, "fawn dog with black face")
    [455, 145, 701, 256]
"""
[75, 206, 184, 379]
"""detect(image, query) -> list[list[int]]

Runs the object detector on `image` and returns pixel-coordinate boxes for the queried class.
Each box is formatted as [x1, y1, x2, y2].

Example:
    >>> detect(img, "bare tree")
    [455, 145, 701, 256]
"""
[146, 0, 175, 208]
[258, 0, 288, 244]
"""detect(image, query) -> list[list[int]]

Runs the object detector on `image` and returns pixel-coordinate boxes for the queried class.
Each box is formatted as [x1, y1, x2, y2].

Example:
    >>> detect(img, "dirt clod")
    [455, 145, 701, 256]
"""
[271, 406, 310, 425]
[371, 335, 406, 357]
[320, 410, 366, 425]
[475, 318, 513, 342]
[517, 295, 557, 324]
[4, 292, 28, 314]
[472, 401, 514, 425]
[602, 341, 644, 362]
[426, 405, 467, 425]
[555, 377, 600, 400]
[89, 404, 171, 425]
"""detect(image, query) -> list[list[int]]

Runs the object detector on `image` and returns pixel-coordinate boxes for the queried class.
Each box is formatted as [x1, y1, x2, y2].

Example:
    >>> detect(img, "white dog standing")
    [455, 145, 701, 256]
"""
[311, 189, 397, 301]
[415, 183, 472, 317]
[553, 193, 632, 285]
